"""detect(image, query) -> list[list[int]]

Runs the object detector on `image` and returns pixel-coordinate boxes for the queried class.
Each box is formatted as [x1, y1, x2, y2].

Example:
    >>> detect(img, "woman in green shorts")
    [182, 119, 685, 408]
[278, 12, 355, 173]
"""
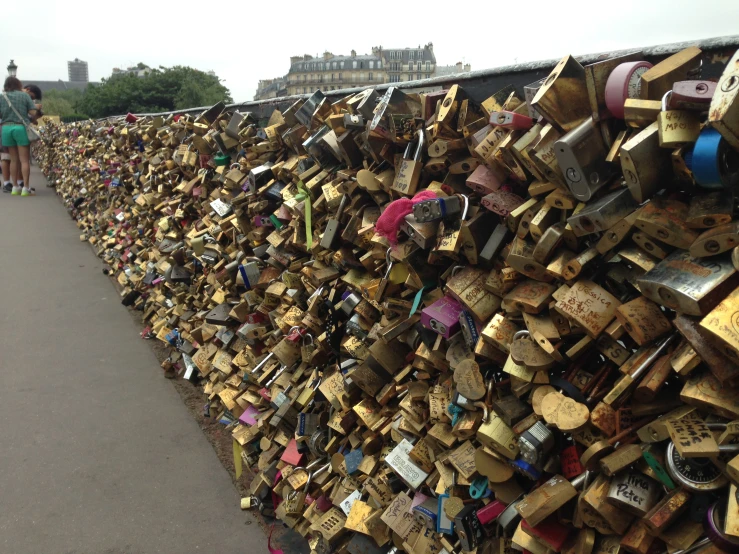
[0, 77, 38, 196]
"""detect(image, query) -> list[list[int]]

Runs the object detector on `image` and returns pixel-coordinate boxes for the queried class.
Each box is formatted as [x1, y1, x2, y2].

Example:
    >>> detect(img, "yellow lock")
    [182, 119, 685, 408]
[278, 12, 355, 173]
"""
[657, 91, 701, 148]
[391, 130, 425, 196]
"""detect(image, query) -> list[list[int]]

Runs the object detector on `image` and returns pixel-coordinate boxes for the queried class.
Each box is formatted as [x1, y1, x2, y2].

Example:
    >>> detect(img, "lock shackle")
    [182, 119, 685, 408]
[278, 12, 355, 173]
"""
[451, 265, 465, 277]
[472, 401, 489, 422]
[244, 256, 265, 266]
[302, 333, 314, 346]
[403, 130, 425, 161]
[512, 330, 530, 341]
[460, 194, 470, 220]
[230, 163, 240, 169]
[661, 90, 673, 111]
[385, 247, 393, 266]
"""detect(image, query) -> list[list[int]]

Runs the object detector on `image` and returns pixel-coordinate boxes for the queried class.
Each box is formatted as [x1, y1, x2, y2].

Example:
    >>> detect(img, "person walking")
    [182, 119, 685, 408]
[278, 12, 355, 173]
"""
[0, 77, 38, 196]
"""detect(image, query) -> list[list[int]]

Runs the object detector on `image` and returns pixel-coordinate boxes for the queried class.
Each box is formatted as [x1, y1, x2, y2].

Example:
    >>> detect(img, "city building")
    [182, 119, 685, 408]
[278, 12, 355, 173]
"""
[254, 77, 287, 100]
[112, 64, 152, 78]
[258, 44, 437, 99]
[435, 61, 472, 77]
[68, 58, 89, 82]
[383, 44, 437, 84]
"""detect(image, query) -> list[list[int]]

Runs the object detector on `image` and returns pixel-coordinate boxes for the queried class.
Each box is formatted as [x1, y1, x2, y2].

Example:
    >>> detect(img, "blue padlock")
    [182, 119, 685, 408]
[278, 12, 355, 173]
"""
[686, 128, 739, 189]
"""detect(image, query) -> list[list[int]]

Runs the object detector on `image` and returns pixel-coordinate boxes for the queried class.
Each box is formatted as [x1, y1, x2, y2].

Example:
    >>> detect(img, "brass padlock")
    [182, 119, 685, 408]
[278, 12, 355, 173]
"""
[391, 130, 425, 196]
[657, 90, 701, 148]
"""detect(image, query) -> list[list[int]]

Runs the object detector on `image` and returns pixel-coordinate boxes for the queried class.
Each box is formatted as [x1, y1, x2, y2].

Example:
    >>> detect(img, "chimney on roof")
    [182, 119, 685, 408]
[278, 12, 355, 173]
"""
[426, 42, 433, 52]
[351, 49, 356, 57]
[323, 51, 333, 60]
[464, 63, 471, 72]
[456, 62, 463, 72]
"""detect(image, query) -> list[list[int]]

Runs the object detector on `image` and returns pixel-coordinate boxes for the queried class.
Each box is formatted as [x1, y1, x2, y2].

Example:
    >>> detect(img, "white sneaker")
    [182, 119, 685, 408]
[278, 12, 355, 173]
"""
[11, 186, 22, 196]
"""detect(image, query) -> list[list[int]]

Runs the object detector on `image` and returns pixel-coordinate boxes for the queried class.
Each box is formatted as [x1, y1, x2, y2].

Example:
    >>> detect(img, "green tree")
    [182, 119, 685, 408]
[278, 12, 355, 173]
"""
[43, 89, 85, 117]
[76, 65, 232, 118]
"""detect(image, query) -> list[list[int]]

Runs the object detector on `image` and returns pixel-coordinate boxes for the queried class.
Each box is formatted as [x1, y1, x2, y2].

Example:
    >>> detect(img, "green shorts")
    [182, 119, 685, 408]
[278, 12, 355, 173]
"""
[1, 124, 29, 147]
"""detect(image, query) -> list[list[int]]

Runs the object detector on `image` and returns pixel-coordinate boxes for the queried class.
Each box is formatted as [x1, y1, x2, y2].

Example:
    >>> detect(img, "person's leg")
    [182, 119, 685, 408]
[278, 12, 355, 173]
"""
[7, 146, 21, 195]
[18, 145, 32, 195]
[0, 154, 11, 192]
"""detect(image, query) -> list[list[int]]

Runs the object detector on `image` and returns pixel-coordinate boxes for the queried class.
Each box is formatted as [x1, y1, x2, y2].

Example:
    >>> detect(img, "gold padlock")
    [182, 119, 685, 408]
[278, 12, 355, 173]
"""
[657, 91, 701, 148]
[391, 130, 425, 196]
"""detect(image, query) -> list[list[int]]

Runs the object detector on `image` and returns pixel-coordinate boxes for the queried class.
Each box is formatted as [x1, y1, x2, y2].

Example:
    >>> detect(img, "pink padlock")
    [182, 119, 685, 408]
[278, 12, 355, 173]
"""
[421, 296, 464, 339]
[476, 499, 507, 526]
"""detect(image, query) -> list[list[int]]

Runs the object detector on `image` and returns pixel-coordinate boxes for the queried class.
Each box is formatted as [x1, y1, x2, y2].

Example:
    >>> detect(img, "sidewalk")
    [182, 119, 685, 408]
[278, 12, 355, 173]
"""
[0, 166, 264, 552]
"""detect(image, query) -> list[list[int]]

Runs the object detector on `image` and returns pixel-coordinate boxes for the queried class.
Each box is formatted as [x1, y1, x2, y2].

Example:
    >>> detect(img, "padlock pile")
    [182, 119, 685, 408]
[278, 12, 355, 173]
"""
[40, 46, 739, 554]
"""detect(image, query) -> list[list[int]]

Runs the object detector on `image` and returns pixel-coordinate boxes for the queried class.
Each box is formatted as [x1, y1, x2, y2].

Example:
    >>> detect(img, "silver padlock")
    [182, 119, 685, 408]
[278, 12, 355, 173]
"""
[606, 471, 661, 517]
[518, 420, 555, 466]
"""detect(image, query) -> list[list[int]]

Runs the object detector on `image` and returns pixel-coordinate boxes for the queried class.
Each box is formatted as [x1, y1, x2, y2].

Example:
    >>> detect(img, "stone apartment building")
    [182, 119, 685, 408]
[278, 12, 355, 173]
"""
[255, 44, 437, 100]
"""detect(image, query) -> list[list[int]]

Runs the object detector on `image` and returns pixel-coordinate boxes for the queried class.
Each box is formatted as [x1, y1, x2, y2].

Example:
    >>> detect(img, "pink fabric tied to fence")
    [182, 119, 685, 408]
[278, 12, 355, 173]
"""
[375, 190, 437, 244]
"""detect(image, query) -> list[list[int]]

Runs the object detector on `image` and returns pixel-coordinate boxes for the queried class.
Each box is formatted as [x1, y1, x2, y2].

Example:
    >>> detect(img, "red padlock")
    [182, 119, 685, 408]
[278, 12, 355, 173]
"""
[489, 110, 535, 130]
[521, 516, 571, 551]
[560, 443, 585, 479]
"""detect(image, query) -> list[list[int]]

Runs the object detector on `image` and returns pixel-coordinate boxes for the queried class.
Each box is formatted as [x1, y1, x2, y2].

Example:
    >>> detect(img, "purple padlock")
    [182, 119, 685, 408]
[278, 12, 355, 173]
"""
[421, 296, 464, 339]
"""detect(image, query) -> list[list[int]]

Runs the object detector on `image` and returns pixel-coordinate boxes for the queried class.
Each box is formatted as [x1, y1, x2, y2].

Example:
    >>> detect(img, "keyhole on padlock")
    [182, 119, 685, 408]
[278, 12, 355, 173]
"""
[705, 240, 721, 253]
[566, 168, 581, 182]
[658, 286, 675, 305]
[624, 169, 637, 184]
[722, 75, 739, 93]
[579, 217, 595, 233]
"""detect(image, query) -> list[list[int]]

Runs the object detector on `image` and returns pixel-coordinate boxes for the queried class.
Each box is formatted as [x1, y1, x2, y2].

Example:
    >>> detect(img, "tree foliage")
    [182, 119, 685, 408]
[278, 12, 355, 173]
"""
[43, 89, 84, 117]
[75, 65, 232, 118]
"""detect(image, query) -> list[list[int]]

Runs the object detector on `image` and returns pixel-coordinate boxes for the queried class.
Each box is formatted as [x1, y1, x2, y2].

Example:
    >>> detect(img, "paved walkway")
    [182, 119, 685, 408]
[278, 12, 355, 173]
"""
[0, 165, 263, 553]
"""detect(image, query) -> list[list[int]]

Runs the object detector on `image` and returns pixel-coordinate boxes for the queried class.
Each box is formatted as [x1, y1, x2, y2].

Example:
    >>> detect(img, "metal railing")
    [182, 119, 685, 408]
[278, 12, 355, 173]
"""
[110, 35, 738, 122]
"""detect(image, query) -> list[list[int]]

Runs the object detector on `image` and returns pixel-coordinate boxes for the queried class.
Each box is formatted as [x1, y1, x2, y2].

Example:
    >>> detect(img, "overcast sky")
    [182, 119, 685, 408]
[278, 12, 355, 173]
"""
[2, 0, 738, 104]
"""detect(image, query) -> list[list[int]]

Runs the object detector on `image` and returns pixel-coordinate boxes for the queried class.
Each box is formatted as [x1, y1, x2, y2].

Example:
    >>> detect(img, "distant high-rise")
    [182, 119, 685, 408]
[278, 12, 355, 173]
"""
[68, 58, 89, 83]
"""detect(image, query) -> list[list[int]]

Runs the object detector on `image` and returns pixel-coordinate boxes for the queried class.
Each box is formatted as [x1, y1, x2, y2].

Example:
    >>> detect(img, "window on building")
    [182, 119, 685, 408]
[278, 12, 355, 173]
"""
[338, 73, 342, 80]
[409, 62, 414, 71]
[426, 62, 430, 71]
[378, 61, 382, 69]
[331, 73, 334, 81]
[368, 72, 373, 81]
[418, 74, 422, 80]
[409, 51, 414, 60]
[352, 61, 357, 69]
[303, 87, 307, 93]
[369, 61, 374, 69]
[426, 73, 430, 78]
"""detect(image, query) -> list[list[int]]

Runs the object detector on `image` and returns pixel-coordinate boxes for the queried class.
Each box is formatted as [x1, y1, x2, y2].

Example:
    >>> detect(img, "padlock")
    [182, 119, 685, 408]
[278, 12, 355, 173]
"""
[604, 60, 654, 118]
[620, 121, 671, 202]
[391, 130, 425, 196]
[605, 472, 661, 517]
[320, 194, 348, 250]
[709, 48, 739, 150]
[517, 420, 555, 467]
[454, 505, 482, 551]
[489, 110, 534, 130]
[657, 90, 701, 148]
[637, 250, 739, 316]
[686, 127, 739, 189]
[413, 195, 463, 223]
[554, 117, 614, 201]
[421, 296, 464, 339]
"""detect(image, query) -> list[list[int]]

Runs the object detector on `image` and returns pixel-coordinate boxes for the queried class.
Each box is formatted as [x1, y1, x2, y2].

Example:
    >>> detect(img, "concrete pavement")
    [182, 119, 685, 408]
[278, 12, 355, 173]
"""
[0, 165, 264, 553]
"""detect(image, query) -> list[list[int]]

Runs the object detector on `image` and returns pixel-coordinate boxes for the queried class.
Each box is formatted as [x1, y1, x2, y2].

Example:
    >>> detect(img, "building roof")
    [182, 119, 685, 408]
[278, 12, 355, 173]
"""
[289, 54, 382, 73]
[23, 80, 98, 93]
[383, 46, 436, 64]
